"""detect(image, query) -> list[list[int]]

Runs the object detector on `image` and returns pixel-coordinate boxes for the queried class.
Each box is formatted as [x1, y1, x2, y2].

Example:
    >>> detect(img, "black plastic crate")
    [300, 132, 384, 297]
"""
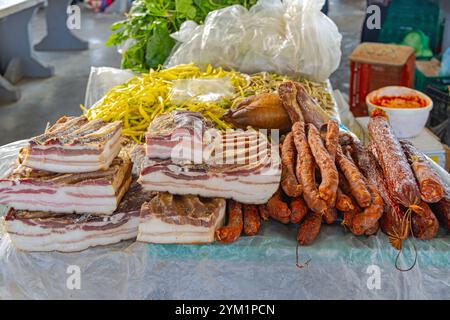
[426, 84, 450, 145]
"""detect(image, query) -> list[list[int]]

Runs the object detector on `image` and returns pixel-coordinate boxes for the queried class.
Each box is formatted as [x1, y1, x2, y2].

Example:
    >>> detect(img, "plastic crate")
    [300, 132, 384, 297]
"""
[425, 84, 450, 126]
[425, 84, 450, 148]
[378, 0, 443, 54]
[414, 61, 450, 93]
[349, 43, 416, 117]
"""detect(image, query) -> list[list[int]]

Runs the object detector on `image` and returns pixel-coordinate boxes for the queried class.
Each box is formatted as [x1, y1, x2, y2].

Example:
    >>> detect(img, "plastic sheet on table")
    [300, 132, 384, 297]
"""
[0, 222, 449, 299]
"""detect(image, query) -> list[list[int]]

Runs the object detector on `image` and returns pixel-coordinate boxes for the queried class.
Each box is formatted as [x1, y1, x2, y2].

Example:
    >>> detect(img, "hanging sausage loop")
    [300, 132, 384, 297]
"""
[394, 238, 418, 272]
[394, 209, 418, 272]
[296, 241, 311, 269]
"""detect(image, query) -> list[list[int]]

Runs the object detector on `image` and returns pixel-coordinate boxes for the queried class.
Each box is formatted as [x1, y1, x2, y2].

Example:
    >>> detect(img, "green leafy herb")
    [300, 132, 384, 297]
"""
[106, 0, 257, 72]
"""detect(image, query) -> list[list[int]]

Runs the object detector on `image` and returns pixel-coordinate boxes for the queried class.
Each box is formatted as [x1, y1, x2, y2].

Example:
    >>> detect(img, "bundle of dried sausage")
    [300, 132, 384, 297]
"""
[368, 110, 421, 210]
[341, 142, 385, 235]
[368, 143, 408, 249]
[292, 122, 327, 214]
[281, 132, 302, 197]
[400, 140, 444, 203]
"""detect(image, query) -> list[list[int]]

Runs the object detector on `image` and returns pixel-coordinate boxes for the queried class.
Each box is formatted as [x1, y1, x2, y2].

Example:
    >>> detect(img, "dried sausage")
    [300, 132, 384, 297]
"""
[431, 185, 450, 231]
[336, 144, 371, 208]
[292, 121, 327, 213]
[350, 185, 384, 235]
[243, 204, 261, 236]
[294, 82, 330, 128]
[307, 124, 338, 207]
[368, 110, 421, 209]
[216, 200, 243, 243]
[323, 207, 338, 225]
[348, 139, 371, 180]
[364, 222, 379, 236]
[267, 189, 291, 224]
[367, 145, 408, 249]
[341, 206, 360, 232]
[297, 211, 322, 245]
[401, 140, 444, 203]
[411, 201, 439, 240]
[258, 204, 270, 222]
[290, 197, 308, 224]
[279, 81, 304, 124]
[320, 120, 339, 161]
[336, 187, 355, 212]
[281, 132, 302, 197]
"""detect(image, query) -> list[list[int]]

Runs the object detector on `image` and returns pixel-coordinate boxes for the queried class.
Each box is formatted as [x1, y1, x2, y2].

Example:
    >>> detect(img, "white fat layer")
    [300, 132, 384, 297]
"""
[139, 171, 279, 204]
[137, 204, 225, 244]
[0, 184, 118, 214]
[23, 131, 122, 173]
[5, 214, 139, 252]
[145, 144, 173, 159]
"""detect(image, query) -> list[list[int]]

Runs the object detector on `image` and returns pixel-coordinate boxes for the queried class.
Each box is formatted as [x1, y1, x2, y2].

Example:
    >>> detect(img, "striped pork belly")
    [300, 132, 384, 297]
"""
[3, 180, 153, 252]
[137, 193, 226, 244]
[139, 111, 281, 204]
[0, 152, 132, 214]
[145, 110, 212, 162]
[21, 116, 122, 173]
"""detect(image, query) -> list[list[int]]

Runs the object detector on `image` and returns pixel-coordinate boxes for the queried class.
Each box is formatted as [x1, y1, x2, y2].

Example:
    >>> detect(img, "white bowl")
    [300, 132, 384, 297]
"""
[366, 86, 433, 138]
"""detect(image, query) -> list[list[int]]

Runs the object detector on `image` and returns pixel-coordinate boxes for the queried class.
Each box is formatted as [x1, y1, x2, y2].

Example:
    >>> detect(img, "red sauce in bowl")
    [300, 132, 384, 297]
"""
[370, 95, 428, 109]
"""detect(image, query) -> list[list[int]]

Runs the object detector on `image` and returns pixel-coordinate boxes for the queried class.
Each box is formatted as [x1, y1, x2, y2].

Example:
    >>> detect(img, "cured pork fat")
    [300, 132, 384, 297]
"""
[139, 111, 281, 204]
[138, 193, 226, 244]
[21, 116, 122, 173]
[0, 152, 132, 214]
[3, 180, 152, 252]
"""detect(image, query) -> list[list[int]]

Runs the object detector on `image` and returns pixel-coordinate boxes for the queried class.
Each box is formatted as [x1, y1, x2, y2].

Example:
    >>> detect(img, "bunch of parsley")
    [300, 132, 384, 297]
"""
[106, 0, 257, 72]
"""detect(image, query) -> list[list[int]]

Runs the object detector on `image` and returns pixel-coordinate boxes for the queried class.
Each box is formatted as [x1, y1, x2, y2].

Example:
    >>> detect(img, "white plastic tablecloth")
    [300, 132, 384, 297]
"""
[0, 140, 449, 299]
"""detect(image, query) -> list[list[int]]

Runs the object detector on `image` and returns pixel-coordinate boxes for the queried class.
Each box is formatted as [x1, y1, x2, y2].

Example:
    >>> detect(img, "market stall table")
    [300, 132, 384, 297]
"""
[0, 0, 54, 102]
[0, 140, 449, 299]
[1, 222, 449, 299]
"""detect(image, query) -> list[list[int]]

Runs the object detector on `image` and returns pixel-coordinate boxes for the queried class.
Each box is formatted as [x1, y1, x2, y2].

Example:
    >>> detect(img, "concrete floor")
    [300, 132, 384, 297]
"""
[0, 0, 366, 146]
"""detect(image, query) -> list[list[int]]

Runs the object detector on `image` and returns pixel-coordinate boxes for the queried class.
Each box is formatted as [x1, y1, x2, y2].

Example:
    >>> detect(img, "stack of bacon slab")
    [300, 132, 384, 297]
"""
[0, 116, 147, 252]
[139, 110, 281, 204]
[20, 116, 123, 173]
[0, 154, 131, 214]
[136, 110, 280, 244]
[4, 181, 149, 252]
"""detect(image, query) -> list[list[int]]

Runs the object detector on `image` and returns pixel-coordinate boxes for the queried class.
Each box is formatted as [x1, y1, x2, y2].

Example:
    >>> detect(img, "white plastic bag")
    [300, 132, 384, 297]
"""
[169, 78, 235, 104]
[165, 0, 342, 82]
[84, 67, 135, 108]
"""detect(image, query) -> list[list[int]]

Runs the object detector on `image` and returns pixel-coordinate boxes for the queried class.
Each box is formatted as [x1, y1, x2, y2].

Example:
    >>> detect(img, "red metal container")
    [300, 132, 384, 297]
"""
[349, 42, 416, 116]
